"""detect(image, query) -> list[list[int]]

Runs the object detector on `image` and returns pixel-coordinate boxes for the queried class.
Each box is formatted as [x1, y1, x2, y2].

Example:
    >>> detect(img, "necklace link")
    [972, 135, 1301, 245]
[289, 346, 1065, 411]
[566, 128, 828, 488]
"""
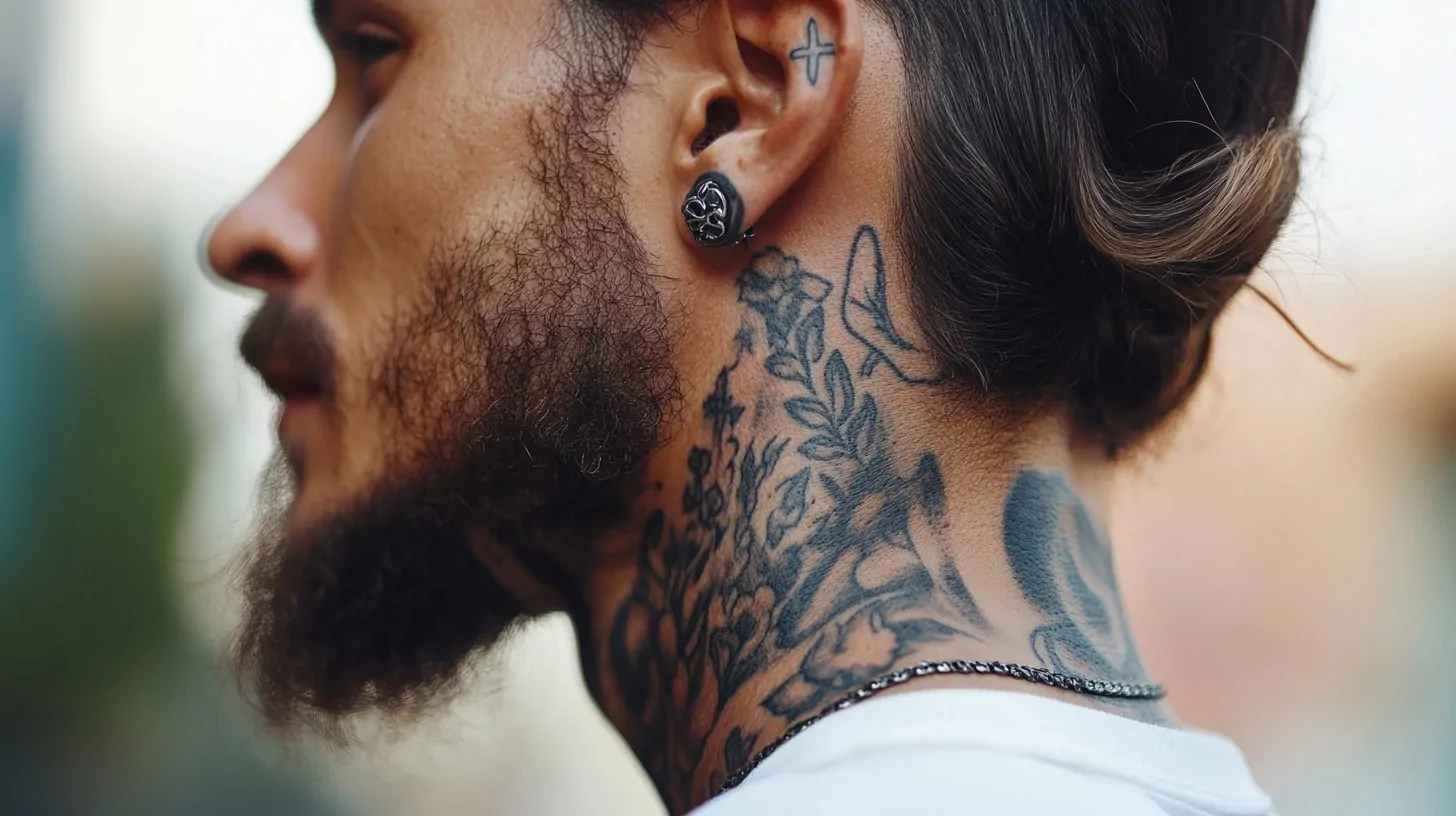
[716, 659, 1165, 796]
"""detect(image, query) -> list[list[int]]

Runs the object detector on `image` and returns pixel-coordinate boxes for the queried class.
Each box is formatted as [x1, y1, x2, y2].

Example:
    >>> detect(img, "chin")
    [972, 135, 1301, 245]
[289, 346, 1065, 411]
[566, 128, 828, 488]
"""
[234, 436, 528, 737]
[281, 491, 322, 540]
[272, 454, 335, 538]
[275, 427, 351, 531]
[283, 473, 359, 537]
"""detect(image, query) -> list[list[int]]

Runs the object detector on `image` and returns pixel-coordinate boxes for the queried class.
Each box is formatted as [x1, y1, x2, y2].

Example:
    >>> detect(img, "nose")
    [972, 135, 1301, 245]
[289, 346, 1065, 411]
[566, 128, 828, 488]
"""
[206, 122, 338, 294]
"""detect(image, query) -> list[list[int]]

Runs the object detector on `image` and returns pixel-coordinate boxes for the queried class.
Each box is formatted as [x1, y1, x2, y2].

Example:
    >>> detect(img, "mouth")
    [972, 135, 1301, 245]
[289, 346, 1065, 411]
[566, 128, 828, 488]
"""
[238, 302, 337, 470]
[257, 360, 329, 450]
[259, 360, 327, 405]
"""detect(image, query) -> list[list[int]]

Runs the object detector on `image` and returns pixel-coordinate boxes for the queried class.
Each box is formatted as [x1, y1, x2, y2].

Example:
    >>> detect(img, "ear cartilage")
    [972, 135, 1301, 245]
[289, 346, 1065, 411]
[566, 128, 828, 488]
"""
[683, 172, 753, 247]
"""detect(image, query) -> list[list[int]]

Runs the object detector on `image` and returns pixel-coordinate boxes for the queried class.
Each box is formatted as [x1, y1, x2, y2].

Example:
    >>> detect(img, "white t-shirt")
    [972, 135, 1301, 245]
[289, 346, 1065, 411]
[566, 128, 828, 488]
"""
[692, 689, 1275, 816]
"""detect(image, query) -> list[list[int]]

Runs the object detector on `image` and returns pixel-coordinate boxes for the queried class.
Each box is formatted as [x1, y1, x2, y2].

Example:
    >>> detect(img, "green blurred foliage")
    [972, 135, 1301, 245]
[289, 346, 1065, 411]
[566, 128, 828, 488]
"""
[0, 296, 190, 726]
[0, 268, 343, 815]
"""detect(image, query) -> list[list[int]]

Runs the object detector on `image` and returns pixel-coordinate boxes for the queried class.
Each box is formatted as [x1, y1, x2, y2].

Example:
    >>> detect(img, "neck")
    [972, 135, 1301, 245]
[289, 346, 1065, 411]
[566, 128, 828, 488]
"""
[579, 226, 1163, 814]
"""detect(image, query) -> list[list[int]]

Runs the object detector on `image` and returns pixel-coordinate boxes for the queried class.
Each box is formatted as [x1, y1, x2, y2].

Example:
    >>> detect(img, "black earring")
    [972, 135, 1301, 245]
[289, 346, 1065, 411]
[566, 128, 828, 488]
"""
[682, 172, 754, 247]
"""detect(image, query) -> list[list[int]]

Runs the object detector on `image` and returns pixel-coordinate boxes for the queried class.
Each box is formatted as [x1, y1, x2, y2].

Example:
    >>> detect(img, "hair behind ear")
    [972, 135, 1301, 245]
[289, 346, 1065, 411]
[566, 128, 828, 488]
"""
[1063, 0, 1313, 451]
[886, 0, 1315, 454]
[580, 0, 1317, 453]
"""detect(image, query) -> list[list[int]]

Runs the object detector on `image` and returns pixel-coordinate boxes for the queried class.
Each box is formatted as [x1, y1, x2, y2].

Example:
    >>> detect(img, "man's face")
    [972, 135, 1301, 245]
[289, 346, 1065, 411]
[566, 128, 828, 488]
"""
[208, 0, 681, 730]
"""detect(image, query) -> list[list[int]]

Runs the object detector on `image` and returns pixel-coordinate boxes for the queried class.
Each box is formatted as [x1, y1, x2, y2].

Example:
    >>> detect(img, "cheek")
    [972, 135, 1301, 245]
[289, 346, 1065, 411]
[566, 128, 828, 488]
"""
[310, 66, 548, 480]
[326, 119, 439, 339]
[324, 59, 543, 352]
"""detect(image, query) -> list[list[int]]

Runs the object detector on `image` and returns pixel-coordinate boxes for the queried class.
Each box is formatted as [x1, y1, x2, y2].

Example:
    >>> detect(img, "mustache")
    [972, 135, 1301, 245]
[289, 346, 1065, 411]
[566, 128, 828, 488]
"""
[240, 298, 337, 396]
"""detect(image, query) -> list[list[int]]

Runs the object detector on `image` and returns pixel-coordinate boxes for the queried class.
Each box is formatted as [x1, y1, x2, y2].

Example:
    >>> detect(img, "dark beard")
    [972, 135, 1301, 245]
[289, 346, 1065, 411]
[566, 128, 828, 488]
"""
[230, 64, 680, 738]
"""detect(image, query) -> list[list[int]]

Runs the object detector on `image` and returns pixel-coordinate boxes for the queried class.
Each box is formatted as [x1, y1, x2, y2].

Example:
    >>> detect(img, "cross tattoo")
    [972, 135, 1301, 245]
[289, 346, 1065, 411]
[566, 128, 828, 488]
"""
[789, 18, 837, 87]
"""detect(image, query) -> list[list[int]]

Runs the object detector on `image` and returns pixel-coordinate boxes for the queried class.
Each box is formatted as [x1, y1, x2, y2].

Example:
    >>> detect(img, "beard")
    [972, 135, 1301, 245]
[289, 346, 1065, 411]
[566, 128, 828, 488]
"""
[230, 69, 681, 739]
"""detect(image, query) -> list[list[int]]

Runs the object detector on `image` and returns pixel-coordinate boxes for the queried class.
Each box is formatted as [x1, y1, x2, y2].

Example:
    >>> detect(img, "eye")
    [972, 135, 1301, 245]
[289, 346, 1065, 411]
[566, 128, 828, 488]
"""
[341, 29, 402, 69]
[337, 23, 404, 108]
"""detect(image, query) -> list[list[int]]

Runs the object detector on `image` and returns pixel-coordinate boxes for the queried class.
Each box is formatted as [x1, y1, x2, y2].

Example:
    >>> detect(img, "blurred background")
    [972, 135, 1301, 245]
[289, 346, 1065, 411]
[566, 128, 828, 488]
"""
[0, 0, 1453, 814]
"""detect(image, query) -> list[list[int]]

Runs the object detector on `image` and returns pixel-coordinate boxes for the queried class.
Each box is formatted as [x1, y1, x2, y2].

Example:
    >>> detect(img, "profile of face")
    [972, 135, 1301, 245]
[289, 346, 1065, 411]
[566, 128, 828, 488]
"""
[207, 0, 701, 731]
[205, 0, 1309, 775]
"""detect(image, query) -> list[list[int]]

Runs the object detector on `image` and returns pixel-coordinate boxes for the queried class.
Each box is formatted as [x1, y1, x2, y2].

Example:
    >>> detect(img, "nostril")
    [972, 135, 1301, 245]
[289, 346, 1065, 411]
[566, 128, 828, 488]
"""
[234, 249, 294, 284]
[212, 245, 296, 292]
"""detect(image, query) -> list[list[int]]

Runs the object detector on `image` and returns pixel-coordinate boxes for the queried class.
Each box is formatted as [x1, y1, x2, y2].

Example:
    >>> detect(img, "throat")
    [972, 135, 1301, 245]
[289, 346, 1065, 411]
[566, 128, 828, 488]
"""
[580, 231, 1163, 814]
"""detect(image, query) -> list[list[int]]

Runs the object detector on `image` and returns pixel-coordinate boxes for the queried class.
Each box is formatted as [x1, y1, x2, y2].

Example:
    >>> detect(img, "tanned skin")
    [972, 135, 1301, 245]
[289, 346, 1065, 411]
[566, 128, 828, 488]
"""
[207, 2, 1167, 813]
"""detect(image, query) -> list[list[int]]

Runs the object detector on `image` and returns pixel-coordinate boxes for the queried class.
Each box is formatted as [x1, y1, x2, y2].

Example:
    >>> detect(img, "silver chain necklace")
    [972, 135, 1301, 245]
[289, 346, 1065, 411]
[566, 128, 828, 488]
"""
[716, 659, 1166, 795]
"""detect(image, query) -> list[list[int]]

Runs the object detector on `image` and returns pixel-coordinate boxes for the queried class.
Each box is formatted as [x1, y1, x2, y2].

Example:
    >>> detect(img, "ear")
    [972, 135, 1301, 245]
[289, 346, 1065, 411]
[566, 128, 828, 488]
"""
[673, 0, 863, 247]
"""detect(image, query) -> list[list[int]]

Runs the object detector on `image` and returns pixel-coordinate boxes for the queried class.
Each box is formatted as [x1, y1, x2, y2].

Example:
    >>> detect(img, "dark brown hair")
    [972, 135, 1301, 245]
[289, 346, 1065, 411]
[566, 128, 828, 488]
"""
[596, 0, 1314, 452]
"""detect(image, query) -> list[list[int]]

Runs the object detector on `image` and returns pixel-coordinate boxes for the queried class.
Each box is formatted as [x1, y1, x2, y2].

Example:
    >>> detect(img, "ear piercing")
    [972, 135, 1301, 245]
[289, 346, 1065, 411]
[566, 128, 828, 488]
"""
[682, 172, 754, 247]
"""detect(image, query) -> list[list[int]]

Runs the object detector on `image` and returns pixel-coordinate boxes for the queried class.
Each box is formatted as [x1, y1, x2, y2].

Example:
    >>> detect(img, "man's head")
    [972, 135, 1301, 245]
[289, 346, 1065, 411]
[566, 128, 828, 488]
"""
[207, 0, 1311, 734]
[216, 0, 689, 731]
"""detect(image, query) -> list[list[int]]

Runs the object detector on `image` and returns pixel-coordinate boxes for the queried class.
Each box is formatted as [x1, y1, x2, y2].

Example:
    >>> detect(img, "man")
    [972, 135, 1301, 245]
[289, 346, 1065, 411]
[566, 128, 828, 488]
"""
[206, 0, 1311, 813]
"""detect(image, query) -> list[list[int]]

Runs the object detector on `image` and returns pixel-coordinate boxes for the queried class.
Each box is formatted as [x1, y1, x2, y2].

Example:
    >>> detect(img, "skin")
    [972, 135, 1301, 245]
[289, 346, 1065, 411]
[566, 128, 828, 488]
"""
[207, 1, 1169, 813]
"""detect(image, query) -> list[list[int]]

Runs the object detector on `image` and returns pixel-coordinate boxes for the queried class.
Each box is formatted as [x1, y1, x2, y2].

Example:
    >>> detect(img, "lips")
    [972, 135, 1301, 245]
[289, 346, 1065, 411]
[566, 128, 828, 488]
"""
[257, 359, 326, 402]
[239, 299, 337, 404]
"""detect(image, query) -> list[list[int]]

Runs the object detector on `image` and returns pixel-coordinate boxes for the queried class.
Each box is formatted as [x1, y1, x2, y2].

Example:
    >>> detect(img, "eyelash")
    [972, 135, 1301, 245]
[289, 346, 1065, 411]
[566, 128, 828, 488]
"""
[340, 31, 401, 67]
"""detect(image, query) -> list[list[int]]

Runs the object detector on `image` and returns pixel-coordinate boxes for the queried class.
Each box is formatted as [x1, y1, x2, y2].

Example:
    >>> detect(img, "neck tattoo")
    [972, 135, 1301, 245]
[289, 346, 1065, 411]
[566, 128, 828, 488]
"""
[599, 225, 1163, 813]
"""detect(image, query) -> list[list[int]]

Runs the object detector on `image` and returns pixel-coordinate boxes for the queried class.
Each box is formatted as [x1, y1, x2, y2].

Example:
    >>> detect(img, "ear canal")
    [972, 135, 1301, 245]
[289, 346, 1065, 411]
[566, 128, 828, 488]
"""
[691, 99, 741, 156]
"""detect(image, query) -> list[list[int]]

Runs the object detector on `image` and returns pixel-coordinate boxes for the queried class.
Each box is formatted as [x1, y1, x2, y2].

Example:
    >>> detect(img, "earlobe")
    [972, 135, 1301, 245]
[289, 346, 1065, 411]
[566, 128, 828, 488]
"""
[673, 0, 863, 251]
